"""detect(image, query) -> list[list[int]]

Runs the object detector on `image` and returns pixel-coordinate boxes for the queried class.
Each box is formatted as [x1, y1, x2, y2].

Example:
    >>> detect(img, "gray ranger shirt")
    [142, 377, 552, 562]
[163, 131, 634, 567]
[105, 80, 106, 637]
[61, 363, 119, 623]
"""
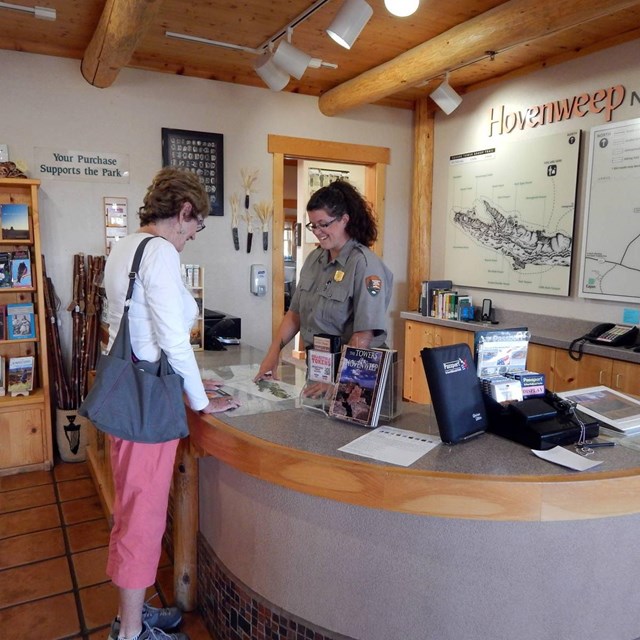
[290, 238, 393, 348]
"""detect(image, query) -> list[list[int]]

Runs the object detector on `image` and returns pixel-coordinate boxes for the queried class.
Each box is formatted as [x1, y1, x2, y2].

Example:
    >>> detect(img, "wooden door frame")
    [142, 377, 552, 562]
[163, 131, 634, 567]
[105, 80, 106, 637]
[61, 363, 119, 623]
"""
[268, 134, 391, 341]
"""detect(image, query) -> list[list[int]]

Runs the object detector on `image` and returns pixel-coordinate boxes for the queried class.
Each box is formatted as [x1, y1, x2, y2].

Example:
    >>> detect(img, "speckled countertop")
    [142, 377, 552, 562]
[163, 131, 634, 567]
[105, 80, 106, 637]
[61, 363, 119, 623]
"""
[193, 348, 640, 479]
[401, 309, 640, 364]
[221, 402, 640, 478]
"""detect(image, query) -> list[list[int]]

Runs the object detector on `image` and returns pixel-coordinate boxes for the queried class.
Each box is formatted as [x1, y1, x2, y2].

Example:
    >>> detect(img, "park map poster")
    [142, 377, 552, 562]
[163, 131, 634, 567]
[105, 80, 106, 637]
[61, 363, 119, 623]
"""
[444, 130, 580, 296]
[580, 116, 640, 303]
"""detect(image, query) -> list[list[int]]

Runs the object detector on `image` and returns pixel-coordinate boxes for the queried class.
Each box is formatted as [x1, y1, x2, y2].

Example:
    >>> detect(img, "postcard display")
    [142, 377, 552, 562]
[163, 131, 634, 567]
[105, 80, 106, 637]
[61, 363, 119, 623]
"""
[0, 178, 52, 475]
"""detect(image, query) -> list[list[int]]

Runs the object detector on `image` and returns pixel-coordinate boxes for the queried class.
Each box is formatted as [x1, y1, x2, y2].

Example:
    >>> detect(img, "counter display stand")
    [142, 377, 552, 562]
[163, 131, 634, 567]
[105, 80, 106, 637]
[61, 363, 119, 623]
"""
[0, 178, 52, 475]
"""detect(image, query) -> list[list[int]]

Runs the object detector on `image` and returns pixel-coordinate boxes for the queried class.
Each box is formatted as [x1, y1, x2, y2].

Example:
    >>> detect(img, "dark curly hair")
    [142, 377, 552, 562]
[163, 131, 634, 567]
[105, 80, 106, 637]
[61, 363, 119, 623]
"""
[306, 180, 378, 247]
[138, 167, 210, 225]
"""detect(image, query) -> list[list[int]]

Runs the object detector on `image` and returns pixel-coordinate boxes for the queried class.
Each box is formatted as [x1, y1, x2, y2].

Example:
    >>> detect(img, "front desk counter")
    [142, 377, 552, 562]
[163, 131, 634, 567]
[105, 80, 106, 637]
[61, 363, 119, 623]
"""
[178, 347, 640, 640]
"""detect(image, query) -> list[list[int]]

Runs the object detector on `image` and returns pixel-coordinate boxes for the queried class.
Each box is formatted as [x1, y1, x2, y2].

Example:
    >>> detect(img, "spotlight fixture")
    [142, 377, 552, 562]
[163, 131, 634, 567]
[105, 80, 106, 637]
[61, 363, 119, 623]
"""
[253, 52, 291, 92]
[326, 0, 373, 50]
[0, 1, 56, 20]
[384, 0, 419, 17]
[273, 40, 313, 80]
[430, 74, 463, 115]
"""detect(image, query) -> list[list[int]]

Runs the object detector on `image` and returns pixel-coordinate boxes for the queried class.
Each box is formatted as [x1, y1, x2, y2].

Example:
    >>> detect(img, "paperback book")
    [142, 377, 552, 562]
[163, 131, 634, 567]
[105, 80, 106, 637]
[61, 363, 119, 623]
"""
[10, 250, 32, 288]
[0, 252, 11, 288]
[7, 302, 35, 339]
[0, 355, 5, 396]
[328, 347, 392, 428]
[7, 355, 34, 394]
[0, 203, 30, 241]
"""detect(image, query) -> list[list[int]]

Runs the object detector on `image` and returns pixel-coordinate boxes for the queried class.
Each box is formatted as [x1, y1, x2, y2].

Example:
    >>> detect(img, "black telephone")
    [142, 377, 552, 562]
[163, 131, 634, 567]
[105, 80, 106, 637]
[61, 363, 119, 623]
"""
[569, 323, 639, 360]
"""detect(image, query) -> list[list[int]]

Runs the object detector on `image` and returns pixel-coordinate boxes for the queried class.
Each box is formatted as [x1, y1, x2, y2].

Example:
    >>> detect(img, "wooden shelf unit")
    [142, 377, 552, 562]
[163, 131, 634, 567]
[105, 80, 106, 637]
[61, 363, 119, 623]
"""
[0, 178, 52, 475]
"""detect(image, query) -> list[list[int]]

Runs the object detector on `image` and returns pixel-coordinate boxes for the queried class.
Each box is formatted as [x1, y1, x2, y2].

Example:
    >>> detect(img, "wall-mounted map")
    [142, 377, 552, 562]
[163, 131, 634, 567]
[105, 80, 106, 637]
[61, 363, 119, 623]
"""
[444, 131, 581, 296]
[580, 117, 640, 303]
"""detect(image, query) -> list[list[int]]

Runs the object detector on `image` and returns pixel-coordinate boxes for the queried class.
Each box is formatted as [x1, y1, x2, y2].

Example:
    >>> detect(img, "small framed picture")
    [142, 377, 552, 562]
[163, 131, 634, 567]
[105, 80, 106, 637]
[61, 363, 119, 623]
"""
[162, 128, 224, 216]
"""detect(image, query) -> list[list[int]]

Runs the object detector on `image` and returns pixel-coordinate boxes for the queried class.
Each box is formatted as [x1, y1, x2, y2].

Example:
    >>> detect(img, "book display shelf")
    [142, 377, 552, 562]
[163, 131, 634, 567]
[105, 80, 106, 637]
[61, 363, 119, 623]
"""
[0, 178, 52, 475]
[184, 263, 204, 351]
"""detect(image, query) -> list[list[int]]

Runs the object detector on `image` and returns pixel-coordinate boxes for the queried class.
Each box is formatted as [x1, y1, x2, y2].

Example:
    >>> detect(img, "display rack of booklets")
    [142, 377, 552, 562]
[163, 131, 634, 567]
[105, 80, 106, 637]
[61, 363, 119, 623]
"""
[327, 346, 395, 428]
[475, 328, 599, 449]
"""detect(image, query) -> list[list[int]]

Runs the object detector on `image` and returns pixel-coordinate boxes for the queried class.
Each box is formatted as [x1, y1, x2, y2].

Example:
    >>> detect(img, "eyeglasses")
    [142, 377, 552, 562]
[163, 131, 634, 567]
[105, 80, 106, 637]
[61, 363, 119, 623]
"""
[305, 217, 340, 232]
[195, 215, 206, 233]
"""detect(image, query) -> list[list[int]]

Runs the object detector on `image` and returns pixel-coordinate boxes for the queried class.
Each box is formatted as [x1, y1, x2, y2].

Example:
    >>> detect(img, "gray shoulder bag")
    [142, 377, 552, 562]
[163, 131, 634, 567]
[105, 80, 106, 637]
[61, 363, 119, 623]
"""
[79, 236, 189, 442]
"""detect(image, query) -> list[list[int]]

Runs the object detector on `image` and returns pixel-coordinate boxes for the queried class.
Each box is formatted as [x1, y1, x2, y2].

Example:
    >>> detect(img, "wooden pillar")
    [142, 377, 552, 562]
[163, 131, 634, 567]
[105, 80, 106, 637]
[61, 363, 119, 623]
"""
[173, 438, 198, 611]
[408, 98, 435, 310]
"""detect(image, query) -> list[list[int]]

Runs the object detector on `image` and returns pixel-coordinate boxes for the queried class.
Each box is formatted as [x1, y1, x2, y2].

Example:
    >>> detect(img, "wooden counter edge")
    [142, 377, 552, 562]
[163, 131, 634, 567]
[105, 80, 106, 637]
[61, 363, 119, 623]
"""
[186, 409, 640, 522]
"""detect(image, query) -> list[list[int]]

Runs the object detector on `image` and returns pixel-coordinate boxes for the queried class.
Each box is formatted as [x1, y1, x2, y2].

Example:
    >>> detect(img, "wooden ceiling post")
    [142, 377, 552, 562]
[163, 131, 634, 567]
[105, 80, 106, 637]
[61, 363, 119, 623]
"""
[81, 0, 165, 88]
[409, 98, 434, 312]
[318, 0, 640, 116]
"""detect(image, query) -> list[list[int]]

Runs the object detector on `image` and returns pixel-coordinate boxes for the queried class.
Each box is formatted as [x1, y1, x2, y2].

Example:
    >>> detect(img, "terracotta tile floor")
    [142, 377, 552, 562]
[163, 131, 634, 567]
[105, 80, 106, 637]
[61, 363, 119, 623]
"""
[0, 462, 214, 640]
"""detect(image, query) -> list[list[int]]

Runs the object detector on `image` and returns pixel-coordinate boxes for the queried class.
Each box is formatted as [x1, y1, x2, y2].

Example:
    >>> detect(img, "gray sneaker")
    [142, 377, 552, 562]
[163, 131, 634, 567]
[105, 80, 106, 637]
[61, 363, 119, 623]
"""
[108, 604, 183, 640]
[138, 624, 189, 640]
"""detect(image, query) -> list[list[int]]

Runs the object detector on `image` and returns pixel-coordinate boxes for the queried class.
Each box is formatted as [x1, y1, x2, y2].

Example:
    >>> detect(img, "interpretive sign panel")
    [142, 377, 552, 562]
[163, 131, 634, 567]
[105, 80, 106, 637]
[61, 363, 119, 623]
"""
[443, 131, 580, 296]
[579, 117, 640, 302]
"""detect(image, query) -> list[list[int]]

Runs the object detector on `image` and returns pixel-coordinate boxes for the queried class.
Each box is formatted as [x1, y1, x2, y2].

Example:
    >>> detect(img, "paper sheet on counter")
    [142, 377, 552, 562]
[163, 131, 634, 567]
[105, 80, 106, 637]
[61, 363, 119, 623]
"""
[532, 446, 603, 471]
[339, 426, 440, 467]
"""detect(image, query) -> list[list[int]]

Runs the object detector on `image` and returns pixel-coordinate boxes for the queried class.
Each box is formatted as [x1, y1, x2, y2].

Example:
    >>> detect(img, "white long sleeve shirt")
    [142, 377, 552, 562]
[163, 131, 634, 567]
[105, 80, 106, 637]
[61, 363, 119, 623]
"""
[104, 232, 209, 411]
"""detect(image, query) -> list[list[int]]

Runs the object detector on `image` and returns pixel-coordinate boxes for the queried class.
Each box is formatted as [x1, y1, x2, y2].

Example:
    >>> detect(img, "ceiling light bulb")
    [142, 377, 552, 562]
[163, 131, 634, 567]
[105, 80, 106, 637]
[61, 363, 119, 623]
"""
[384, 0, 419, 17]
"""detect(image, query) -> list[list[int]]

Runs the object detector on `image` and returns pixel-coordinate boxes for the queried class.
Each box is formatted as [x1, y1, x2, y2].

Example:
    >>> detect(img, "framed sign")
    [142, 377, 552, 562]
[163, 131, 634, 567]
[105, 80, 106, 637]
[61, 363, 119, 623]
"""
[161, 128, 224, 216]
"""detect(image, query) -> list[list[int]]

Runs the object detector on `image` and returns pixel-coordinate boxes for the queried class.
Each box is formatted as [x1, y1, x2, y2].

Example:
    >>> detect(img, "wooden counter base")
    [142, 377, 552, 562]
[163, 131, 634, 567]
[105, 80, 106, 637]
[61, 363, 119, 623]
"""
[188, 410, 640, 522]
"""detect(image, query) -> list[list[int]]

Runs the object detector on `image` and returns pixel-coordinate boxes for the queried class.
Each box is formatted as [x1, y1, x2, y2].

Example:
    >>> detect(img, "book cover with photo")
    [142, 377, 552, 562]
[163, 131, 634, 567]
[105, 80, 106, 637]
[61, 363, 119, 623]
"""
[0, 355, 5, 396]
[10, 250, 31, 288]
[328, 347, 392, 428]
[0, 203, 30, 240]
[7, 302, 35, 339]
[0, 252, 12, 288]
[7, 355, 34, 394]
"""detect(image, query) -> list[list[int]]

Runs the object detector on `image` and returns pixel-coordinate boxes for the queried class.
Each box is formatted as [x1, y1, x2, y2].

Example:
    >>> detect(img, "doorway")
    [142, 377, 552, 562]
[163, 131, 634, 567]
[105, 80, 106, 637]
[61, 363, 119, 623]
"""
[268, 134, 391, 344]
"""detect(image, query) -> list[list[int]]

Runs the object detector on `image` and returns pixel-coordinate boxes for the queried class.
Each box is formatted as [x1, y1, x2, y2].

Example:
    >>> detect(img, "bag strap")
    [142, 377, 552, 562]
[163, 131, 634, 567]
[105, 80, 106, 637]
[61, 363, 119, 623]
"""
[109, 236, 159, 361]
[125, 235, 157, 306]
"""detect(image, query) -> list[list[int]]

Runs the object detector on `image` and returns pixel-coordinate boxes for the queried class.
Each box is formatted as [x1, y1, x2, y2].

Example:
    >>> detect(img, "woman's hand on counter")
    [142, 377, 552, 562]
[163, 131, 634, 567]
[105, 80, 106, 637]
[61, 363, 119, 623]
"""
[254, 359, 279, 382]
[201, 396, 241, 414]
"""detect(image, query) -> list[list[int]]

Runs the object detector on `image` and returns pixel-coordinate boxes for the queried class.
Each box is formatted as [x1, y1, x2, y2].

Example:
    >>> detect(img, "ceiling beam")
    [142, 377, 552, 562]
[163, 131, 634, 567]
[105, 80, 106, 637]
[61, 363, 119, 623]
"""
[81, 0, 165, 88]
[318, 0, 640, 116]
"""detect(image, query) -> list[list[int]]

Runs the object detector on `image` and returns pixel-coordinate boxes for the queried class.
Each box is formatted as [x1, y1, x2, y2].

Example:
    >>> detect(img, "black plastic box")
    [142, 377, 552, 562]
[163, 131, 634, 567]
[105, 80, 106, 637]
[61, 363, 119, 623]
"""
[484, 392, 599, 450]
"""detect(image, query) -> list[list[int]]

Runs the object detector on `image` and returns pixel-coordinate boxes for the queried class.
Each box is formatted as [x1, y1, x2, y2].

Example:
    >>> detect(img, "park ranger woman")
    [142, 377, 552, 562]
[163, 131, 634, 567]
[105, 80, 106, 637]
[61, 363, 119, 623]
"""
[255, 180, 393, 382]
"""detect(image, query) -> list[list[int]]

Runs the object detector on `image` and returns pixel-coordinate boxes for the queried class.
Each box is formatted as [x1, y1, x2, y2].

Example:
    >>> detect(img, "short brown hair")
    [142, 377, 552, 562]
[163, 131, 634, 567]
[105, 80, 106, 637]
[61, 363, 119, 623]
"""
[138, 167, 210, 225]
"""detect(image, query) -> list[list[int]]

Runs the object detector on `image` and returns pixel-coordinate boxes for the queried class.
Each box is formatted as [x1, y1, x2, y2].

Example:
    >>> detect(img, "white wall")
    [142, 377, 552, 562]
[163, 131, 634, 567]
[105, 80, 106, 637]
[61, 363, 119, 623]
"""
[431, 39, 640, 324]
[0, 50, 413, 366]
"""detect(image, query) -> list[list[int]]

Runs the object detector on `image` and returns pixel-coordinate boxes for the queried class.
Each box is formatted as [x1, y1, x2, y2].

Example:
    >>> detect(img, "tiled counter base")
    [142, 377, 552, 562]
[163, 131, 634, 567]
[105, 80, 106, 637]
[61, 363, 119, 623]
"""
[198, 533, 351, 640]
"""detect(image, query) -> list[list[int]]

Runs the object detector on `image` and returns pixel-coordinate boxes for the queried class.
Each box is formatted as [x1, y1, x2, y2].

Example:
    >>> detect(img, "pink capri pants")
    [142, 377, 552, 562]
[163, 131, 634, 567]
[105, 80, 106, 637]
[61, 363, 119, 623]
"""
[106, 436, 179, 590]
